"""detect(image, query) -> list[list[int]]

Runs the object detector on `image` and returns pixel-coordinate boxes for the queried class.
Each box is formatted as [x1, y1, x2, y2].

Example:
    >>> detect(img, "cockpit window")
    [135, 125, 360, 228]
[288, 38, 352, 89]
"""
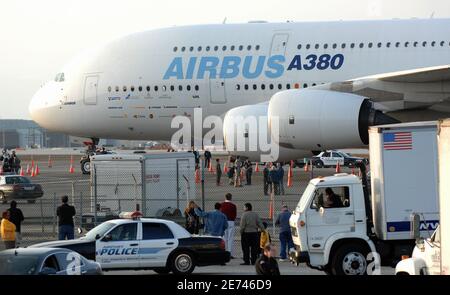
[54, 73, 65, 82]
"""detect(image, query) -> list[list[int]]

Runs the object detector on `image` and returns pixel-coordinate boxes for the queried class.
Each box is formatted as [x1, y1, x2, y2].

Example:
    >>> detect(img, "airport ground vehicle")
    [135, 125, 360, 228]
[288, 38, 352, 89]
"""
[80, 148, 115, 175]
[0, 248, 102, 275]
[311, 150, 368, 168]
[395, 119, 450, 275]
[0, 175, 43, 204]
[289, 122, 439, 275]
[30, 212, 230, 274]
[90, 152, 195, 217]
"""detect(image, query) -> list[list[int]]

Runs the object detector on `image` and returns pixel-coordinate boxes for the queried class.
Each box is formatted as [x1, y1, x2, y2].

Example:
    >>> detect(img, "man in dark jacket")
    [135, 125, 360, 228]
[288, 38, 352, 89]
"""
[244, 160, 253, 185]
[57, 195, 76, 240]
[7, 200, 24, 245]
[255, 243, 280, 275]
[204, 150, 212, 168]
[269, 166, 279, 195]
[263, 163, 270, 196]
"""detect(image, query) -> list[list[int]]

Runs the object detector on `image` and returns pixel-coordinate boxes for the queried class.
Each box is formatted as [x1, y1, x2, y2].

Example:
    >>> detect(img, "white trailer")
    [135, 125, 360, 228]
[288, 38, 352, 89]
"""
[90, 152, 196, 217]
[289, 121, 439, 275]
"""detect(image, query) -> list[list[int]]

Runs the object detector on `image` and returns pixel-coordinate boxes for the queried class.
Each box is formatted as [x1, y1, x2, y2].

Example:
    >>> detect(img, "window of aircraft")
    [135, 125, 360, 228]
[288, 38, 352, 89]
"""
[440, 41, 445, 46]
[214, 46, 219, 51]
[386, 42, 391, 48]
[368, 42, 373, 48]
[173, 47, 178, 52]
[154, 86, 159, 92]
[107, 86, 112, 92]
[162, 86, 167, 92]
[315, 44, 319, 49]
[239, 45, 244, 51]
[130, 86, 135, 92]
[269, 84, 274, 90]
[394, 42, 399, 48]
[277, 84, 282, 90]
[115, 86, 119, 92]
[189, 46, 194, 52]
[236, 84, 240, 90]
[306, 44, 311, 49]
[422, 41, 427, 47]
[247, 45, 252, 51]
[431, 41, 436, 47]
[404, 42, 409, 47]
[198, 46, 202, 52]
[194, 85, 199, 91]
[181, 46, 186, 52]
[222, 45, 227, 51]
[261, 84, 266, 90]
[286, 84, 291, 89]
[341, 43, 346, 49]
[170, 85, 175, 91]
[231, 45, 235, 51]
[303, 83, 308, 88]
[294, 83, 300, 89]
[377, 42, 382, 48]
[332, 43, 337, 49]
[350, 43, 355, 48]
[178, 85, 183, 91]
[414, 41, 418, 47]
[138, 86, 142, 92]
[359, 43, 364, 48]
[244, 84, 249, 90]
[253, 84, 257, 90]
[187, 85, 191, 91]
[312, 83, 317, 86]
[146, 86, 150, 92]
[123, 86, 127, 92]
[256, 45, 260, 50]
[206, 46, 210, 51]
[323, 44, 328, 49]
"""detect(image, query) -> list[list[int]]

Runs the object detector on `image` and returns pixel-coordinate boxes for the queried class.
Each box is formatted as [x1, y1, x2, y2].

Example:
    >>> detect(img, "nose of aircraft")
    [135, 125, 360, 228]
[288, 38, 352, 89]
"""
[29, 82, 61, 130]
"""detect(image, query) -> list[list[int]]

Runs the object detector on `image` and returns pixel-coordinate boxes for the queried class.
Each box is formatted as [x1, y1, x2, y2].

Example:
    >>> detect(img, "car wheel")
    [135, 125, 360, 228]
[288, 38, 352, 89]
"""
[153, 267, 171, 274]
[27, 199, 36, 204]
[331, 243, 369, 275]
[0, 192, 6, 204]
[170, 251, 196, 275]
[80, 159, 91, 175]
[315, 160, 324, 168]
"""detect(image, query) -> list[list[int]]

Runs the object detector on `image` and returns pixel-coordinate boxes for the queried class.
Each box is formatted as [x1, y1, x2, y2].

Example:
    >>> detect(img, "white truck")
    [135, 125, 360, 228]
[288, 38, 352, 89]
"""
[395, 119, 450, 275]
[289, 122, 440, 275]
[90, 152, 196, 217]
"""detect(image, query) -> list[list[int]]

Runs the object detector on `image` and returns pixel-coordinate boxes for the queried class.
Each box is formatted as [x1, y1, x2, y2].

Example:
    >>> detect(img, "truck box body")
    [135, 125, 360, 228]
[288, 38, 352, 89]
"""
[90, 152, 196, 217]
[369, 122, 439, 240]
[438, 119, 450, 275]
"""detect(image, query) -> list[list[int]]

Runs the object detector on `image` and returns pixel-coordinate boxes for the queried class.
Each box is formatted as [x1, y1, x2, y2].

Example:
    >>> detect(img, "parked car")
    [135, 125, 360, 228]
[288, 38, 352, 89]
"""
[311, 150, 369, 168]
[0, 175, 44, 204]
[0, 248, 102, 275]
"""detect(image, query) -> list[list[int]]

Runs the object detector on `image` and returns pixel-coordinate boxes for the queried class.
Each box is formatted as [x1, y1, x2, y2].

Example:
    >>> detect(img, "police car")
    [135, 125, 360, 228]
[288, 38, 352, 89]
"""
[30, 212, 230, 274]
[311, 150, 368, 168]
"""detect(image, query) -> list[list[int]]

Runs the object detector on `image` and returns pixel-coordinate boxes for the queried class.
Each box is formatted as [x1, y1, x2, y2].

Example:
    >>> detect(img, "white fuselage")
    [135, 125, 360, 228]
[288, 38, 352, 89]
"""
[29, 18, 450, 141]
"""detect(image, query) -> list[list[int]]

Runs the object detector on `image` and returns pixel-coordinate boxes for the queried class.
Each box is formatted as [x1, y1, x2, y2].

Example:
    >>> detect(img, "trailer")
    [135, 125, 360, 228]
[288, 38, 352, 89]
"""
[90, 152, 196, 217]
[289, 121, 440, 275]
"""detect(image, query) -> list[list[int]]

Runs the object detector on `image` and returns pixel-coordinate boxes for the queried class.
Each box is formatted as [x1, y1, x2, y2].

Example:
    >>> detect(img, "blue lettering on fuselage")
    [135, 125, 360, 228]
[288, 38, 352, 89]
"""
[162, 54, 344, 80]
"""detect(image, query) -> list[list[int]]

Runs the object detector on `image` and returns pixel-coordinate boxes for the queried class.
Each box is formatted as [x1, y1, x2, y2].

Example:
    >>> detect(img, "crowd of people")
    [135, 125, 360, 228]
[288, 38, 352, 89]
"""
[0, 149, 21, 173]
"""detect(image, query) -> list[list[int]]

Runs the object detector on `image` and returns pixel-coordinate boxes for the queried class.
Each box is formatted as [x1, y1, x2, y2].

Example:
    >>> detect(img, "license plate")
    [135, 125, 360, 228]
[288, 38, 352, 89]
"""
[24, 187, 34, 191]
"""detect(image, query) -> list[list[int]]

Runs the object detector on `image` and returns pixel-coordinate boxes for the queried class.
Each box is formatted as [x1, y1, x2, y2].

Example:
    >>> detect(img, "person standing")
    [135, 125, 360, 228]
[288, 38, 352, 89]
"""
[204, 149, 212, 169]
[269, 166, 279, 195]
[276, 205, 295, 261]
[215, 159, 222, 186]
[1, 211, 16, 249]
[259, 222, 271, 254]
[263, 163, 270, 196]
[194, 203, 228, 237]
[234, 157, 242, 187]
[191, 146, 200, 170]
[255, 243, 281, 275]
[277, 163, 285, 195]
[220, 193, 237, 258]
[184, 201, 201, 234]
[57, 195, 76, 240]
[227, 163, 235, 185]
[240, 203, 264, 265]
[9, 151, 21, 174]
[7, 201, 24, 246]
[244, 160, 253, 185]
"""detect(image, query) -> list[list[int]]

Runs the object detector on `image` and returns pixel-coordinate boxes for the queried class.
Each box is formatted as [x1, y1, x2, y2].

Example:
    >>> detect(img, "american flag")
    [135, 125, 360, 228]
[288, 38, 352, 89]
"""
[383, 132, 412, 150]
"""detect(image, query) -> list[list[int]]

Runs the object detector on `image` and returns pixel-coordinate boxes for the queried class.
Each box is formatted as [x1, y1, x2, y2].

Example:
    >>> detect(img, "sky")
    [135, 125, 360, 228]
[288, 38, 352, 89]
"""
[0, 0, 449, 120]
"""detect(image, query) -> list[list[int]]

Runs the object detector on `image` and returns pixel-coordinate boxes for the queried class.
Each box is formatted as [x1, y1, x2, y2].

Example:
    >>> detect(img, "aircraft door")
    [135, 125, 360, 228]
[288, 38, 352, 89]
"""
[270, 33, 289, 56]
[83, 75, 99, 105]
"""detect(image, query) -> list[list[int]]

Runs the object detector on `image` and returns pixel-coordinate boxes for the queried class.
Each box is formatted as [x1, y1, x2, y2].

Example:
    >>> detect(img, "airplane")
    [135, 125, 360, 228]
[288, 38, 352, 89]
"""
[29, 18, 450, 170]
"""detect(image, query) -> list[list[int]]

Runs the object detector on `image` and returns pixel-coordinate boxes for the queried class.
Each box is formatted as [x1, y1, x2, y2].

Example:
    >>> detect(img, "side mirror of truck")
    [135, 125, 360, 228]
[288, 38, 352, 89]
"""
[411, 213, 421, 240]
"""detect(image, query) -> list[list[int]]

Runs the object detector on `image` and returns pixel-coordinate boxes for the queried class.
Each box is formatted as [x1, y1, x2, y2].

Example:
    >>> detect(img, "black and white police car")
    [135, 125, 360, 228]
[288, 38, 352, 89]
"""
[311, 150, 369, 168]
[30, 212, 230, 274]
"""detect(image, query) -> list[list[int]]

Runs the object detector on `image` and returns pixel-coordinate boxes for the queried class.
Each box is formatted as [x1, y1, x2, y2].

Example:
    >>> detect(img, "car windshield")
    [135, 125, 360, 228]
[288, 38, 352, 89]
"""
[84, 222, 116, 240]
[0, 255, 39, 275]
[5, 177, 30, 184]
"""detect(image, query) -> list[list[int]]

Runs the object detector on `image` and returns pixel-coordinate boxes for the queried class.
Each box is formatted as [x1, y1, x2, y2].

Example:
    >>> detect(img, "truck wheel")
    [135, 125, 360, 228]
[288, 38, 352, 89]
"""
[153, 267, 171, 274]
[331, 243, 369, 275]
[80, 159, 91, 175]
[0, 192, 6, 204]
[170, 251, 196, 275]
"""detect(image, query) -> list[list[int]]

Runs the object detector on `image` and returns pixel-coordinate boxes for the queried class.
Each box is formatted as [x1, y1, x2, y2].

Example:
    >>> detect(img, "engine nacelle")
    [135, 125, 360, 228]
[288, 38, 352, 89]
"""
[223, 103, 312, 162]
[268, 89, 396, 150]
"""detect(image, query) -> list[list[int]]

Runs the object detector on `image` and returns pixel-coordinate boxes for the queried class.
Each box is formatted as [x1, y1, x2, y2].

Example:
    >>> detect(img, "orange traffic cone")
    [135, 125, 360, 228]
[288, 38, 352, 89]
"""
[31, 160, 35, 169]
[69, 164, 75, 174]
[223, 162, 228, 174]
[48, 155, 52, 168]
[304, 161, 309, 172]
[255, 162, 260, 173]
[287, 163, 293, 187]
[208, 161, 213, 172]
[336, 162, 341, 173]
[195, 168, 200, 184]
[19, 167, 25, 176]
[34, 164, 40, 176]
[30, 167, 35, 177]
[289, 160, 294, 177]
[269, 201, 274, 219]
[26, 164, 31, 175]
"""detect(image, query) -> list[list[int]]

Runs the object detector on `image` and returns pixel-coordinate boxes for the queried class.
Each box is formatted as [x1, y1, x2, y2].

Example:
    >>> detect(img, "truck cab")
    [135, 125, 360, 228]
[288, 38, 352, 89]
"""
[290, 173, 377, 275]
